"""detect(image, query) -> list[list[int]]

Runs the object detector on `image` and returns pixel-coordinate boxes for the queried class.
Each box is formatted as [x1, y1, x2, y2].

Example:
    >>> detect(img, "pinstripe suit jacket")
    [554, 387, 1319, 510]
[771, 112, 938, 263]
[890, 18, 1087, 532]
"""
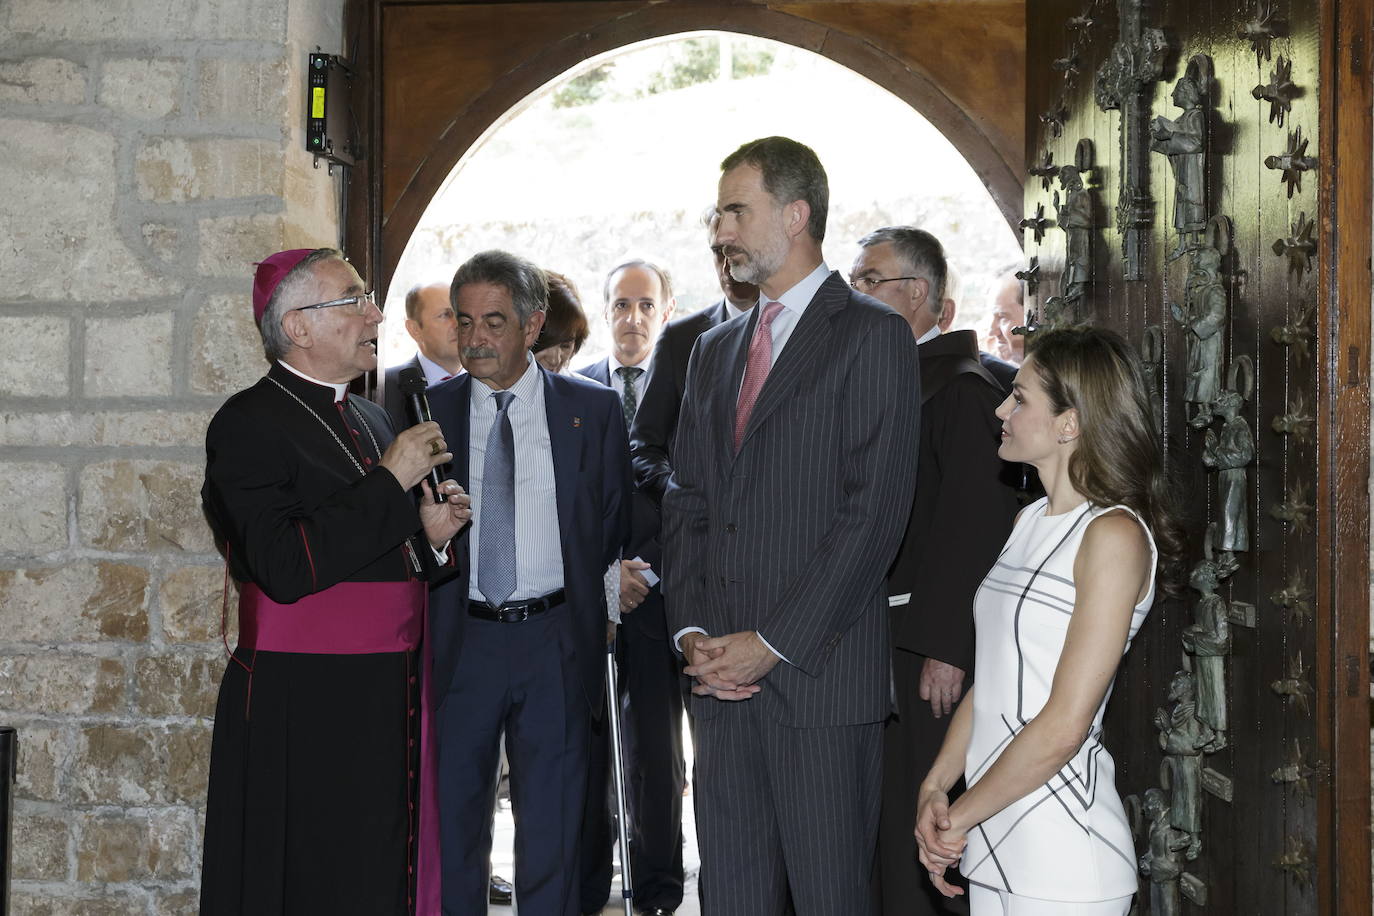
[662, 271, 921, 727]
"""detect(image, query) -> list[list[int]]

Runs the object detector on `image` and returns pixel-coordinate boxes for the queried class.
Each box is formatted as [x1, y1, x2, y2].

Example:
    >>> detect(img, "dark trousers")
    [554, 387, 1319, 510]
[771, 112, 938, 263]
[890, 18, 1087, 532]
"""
[876, 648, 969, 916]
[580, 608, 687, 914]
[694, 698, 882, 916]
[438, 608, 589, 916]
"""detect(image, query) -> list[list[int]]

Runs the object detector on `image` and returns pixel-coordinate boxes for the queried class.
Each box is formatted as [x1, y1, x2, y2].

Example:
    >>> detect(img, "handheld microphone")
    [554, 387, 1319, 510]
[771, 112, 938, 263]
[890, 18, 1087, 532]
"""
[398, 367, 448, 503]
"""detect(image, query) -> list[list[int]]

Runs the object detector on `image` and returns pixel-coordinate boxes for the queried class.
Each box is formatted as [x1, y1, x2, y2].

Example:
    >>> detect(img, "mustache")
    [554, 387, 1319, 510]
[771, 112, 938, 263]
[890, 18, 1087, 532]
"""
[462, 346, 499, 360]
[720, 245, 747, 259]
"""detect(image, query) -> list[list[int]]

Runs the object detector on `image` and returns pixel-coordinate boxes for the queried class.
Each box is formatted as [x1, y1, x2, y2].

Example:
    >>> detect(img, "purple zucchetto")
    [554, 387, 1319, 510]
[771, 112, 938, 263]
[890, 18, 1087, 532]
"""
[251, 249, 315, 324]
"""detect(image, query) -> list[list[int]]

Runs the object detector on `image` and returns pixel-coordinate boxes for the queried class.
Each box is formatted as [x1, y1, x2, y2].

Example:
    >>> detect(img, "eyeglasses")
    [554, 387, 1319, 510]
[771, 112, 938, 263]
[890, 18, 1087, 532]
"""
[292, 290, 377, 316]
[849, 276, 920, 294]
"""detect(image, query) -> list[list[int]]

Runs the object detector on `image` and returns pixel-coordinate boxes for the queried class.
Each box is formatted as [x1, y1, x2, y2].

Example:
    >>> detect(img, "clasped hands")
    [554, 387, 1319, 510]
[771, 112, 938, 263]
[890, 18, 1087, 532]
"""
[914, 787, 967, 899]
[679, 630, 779, 701]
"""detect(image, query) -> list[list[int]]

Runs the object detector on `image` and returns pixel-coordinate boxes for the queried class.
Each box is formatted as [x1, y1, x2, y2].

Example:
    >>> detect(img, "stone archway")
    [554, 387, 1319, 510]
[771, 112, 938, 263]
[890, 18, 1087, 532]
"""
[344, 1, 1024, 290]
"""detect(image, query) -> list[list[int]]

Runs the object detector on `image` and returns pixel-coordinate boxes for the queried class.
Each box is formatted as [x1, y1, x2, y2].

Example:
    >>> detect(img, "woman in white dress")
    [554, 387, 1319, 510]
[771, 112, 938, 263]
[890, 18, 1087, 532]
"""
[914, 326, 1184, 916]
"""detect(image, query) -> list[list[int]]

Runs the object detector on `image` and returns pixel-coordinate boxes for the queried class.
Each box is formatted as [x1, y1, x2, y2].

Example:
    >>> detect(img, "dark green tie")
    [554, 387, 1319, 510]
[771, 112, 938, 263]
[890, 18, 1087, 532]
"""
[616, 365, 644, 428]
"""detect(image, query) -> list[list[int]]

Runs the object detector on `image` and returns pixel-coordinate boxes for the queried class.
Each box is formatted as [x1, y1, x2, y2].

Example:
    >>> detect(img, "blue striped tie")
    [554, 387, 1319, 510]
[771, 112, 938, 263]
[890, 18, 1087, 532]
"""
[478, 390, 517, 607]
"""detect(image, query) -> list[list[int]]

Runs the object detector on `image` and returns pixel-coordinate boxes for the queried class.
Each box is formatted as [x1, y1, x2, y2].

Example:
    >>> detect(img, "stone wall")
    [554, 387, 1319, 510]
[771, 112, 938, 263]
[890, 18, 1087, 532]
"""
[0, 1, 343, 911]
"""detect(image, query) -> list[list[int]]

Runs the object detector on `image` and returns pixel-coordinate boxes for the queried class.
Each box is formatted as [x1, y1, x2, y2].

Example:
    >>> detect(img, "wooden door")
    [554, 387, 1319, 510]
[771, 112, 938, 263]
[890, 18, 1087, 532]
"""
[1023, 0, 1369, 912]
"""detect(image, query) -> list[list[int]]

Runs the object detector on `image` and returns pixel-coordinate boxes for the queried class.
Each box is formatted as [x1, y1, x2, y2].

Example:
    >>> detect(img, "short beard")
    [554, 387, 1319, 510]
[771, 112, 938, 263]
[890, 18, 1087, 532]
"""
[728, 232, 788, 287]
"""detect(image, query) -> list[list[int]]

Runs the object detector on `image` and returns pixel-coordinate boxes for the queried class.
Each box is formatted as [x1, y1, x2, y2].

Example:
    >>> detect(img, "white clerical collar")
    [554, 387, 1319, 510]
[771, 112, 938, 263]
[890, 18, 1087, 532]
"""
[277, 359, 349, 402]
[761, 262, 830, 317]
[916, 324, 941, 345]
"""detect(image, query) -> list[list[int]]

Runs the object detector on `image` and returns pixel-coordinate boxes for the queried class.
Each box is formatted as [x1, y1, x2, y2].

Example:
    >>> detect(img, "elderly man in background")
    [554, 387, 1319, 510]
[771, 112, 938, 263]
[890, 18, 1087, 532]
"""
[849, 227, 1019, 916]
[200, 247, 471, 916]
[986, 264, 1026, 365]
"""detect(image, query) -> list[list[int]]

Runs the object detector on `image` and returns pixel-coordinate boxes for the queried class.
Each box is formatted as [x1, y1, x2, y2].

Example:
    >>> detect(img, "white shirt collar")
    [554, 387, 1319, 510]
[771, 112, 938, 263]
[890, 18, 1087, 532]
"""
[916, 324, 942, 345]
[762, 261, 830, 315]
[609, 350, 651, 377]
[724, 299, 750, 320]
[416, 351, 460, 386]
[469, 350, 541, 407]
[277, 359, 349, 402]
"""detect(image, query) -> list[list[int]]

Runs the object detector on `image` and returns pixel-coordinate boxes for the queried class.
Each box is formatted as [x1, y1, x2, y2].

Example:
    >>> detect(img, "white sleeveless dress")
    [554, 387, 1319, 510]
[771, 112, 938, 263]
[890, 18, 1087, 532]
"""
[961, 497, 1157, 902]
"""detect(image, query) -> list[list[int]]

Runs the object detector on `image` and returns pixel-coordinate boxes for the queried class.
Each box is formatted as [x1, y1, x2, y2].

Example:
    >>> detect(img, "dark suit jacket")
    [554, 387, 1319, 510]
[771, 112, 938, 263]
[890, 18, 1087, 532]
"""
[979, 351, 1018, 393]
[425, 366, 633, 711]
[378, 353, 422, 431]
[887, 329, 1019, 672]
[577, 356, 670, 640]
[662, 272, 921, 727]
[630, 300, 732, 502]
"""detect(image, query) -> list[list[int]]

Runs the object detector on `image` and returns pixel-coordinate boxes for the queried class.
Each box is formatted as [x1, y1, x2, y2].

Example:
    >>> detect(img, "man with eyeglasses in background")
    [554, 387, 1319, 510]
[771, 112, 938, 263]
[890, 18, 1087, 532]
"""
[200, 247, 471, 915]
[849, 227, 1018, 916]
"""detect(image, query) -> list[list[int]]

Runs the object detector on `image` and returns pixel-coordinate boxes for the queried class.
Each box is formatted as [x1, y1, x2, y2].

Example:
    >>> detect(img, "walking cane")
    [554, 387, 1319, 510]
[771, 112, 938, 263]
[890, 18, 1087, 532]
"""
[605, 639, 634, 916]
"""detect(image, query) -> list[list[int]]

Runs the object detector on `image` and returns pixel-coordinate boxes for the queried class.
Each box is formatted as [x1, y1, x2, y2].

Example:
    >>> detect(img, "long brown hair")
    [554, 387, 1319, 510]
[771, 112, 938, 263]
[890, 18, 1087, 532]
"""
[1026, 325, 1187, 589]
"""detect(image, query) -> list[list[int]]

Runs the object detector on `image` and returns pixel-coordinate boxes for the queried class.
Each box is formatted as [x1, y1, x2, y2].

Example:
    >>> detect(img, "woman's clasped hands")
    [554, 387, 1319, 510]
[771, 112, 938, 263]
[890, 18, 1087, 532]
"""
[914, 786, 968, 899]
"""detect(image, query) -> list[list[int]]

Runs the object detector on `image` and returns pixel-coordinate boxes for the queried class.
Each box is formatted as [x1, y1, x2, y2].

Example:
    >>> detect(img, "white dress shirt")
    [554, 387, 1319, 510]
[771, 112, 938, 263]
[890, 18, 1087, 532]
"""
[607, 352, 652, 411]
[466, 353, 564, 602]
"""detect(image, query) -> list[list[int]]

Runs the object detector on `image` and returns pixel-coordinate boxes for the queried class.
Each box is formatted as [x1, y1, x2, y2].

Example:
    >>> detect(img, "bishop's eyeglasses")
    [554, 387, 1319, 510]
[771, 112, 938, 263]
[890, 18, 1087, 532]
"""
[292, 290, 378, 315]
[849, 275, 919, 294]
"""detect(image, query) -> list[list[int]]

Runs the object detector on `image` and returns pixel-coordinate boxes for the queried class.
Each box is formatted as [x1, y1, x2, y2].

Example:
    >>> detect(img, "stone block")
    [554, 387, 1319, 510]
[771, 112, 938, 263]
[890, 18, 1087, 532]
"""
[0, 463, 67, 553]
[13, 810, 70, 880]
[84, 312, 174, 397]
[196, 55, 288, 124]
[76, 808, 198, 882]
[9, 891, 147, 916]
[150, 890, 201, 916]
[135, 137, 280, 203]
[78, 460, 214, 554]
[0, 57, 85, 105]
[71, 723, 211, 805]
[0, 316, 69, 397]
[135, 650, 222, 718]
[141, 221, 185, 264]
[0, 409, 211, 448]
[0, 654, 124, 715]
[99, 58, 183, 119]
[0, 119, 174, 302]
[160, 564, 233, 643]
[197, 213, 284, 277]
[7, 0, 287, 42]
[191, 293, 271, 394]
[13, 720, 69, 802]
[0, 562, 150, 642]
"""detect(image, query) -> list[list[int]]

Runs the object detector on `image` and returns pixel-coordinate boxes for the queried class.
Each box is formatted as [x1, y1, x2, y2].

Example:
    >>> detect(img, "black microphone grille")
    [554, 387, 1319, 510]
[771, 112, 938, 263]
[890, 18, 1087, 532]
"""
[397, 367, 428, 395]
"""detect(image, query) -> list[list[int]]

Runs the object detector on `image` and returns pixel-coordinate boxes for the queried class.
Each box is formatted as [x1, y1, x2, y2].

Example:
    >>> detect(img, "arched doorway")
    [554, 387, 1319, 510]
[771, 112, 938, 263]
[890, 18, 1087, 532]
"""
[375, 31, 1022, 370]
[343, 0, 1025, 291]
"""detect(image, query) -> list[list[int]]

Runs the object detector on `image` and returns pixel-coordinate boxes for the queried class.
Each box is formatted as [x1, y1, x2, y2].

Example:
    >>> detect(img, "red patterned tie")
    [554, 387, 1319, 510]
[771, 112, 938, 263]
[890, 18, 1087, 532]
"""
[734, 300, 786, 452]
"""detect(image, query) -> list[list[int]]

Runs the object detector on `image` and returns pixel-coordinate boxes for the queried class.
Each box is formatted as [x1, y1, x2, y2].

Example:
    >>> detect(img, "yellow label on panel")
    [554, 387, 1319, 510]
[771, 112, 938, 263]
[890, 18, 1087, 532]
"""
[311, 87, 325, 119]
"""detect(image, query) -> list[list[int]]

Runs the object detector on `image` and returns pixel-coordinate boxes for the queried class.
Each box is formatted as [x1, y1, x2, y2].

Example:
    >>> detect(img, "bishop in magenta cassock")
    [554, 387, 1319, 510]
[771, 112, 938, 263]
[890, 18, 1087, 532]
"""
[199, 248, 470, 915]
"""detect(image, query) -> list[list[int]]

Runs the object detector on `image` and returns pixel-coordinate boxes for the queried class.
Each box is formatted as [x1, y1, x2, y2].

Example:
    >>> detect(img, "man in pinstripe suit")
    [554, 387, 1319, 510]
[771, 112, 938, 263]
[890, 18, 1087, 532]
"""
[662, 136, 922, 915]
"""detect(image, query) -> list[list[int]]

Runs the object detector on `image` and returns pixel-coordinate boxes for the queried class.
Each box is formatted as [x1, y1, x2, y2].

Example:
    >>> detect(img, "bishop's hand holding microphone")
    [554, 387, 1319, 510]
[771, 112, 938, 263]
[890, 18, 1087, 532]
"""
[382, 367, 472, 549]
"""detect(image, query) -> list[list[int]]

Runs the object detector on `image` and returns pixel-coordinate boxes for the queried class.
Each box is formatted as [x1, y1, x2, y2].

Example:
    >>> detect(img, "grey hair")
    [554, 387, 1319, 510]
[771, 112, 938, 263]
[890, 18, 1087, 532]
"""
[260, 247, 345, 361]
[721, 136, 829, 242]
[995, 262, 1025, 305]
[602, 258, 674, 305]
[449, 250, 548, 325]
[857, 226, 947, 315]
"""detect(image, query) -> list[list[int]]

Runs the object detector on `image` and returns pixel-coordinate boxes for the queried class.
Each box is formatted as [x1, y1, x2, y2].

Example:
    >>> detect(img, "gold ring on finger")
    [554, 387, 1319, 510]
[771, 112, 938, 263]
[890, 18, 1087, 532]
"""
[429, 438, 444, 456]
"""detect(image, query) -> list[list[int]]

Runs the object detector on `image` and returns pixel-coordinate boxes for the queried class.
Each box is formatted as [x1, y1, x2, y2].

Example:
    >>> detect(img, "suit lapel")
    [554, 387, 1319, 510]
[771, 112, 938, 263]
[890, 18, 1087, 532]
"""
[737, 272, 849, 453]
[718, 311, 755, 465]
[542, 368, 578, 555]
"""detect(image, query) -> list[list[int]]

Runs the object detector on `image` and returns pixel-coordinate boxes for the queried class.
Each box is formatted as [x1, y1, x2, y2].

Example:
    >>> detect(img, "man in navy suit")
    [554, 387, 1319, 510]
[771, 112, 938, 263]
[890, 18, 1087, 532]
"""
[575, 259, 684, 916]
[427, 250, 631, 915]
[663, 137, 921, 915]
[379, 281, 464, 427]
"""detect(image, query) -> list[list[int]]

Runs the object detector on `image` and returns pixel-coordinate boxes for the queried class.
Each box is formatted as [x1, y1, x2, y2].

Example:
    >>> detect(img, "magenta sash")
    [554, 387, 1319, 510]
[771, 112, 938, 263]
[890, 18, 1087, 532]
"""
[236, 580, 442, 914]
